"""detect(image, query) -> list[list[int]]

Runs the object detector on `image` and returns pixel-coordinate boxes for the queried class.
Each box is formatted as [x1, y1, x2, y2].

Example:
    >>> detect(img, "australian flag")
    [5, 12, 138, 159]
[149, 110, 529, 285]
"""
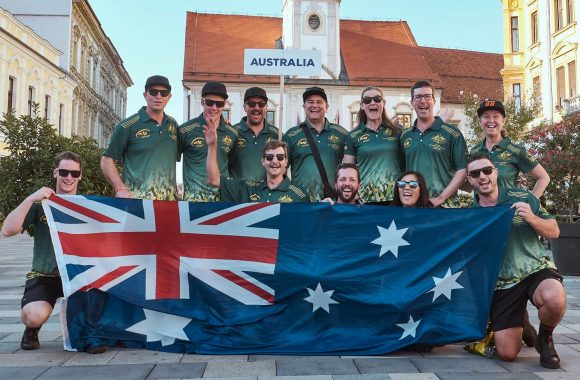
[42, 195, 513, 354]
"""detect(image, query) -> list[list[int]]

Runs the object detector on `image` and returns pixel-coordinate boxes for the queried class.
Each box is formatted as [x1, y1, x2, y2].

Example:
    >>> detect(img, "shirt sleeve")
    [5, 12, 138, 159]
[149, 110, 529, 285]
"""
[219, 177, 245, 202]
[528, 192, 554, 220]
[103, 123, 130, 163]
[451, 132, 468, 170]
[22, 203, 39, 232]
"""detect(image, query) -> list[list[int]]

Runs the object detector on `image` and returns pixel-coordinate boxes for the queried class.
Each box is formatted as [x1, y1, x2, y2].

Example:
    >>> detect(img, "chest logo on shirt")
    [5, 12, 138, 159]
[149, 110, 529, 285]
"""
[498, 151, 512, 161]
[265, 136, 274, 143]
[279, 195, 293, 203]
[403, 138, 412, 149]
[358, 134, 370, 143]
[40, 215, 48, 224]
[328, 134, 340, 143]
[222, 136, 233, 147]
[191, 137, 205, 147]
[236, 138, 247, 148]
[250, 194, 260, 201]
[432, 134, 447, 145]
[298, 138, 310, 147]
[383, 129, 393, 137]
[136, 129, 151, 139]
[526, 152, 537, 162]
[167, 124, 176, 134]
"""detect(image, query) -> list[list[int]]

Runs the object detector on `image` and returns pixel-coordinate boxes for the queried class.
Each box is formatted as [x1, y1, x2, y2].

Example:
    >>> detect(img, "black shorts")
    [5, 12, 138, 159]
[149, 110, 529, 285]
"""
[21, 277, 64, 308]
[490, 268, 563, 332]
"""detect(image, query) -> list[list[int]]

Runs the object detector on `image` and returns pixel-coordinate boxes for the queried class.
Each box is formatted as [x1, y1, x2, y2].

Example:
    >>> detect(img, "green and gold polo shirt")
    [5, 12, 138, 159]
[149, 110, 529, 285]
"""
[23, 203, 59, 279]
[219, 177, 309, 203]
[345, 123, 404, 202]
[103, 107, 179, 200]
[470, 137, 537, 190]
[179, 113, 238, 201]
[400, 117, 467, 207]
[474, 187, 556, 289]
[229, 117, 279, 181]
[282, 119, 348, 201]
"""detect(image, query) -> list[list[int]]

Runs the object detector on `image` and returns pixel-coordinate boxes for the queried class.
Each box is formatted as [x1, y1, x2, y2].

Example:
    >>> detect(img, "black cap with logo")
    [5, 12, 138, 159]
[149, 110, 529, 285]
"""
[302, 86, 327, 103]
[145, 75, 171, 92]
[477, 99, 506, 117]
[244, 87, 268, 102]
[202, 81, 228, 100]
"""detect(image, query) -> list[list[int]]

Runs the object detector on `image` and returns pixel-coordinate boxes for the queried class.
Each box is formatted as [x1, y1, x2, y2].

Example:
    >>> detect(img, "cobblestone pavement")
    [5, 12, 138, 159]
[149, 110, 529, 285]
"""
[1, 234, 579, 380]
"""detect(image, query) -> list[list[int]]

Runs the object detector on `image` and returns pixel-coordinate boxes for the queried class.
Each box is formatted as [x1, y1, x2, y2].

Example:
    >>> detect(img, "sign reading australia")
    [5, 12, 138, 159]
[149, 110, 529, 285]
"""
[244, 49, 322, 77]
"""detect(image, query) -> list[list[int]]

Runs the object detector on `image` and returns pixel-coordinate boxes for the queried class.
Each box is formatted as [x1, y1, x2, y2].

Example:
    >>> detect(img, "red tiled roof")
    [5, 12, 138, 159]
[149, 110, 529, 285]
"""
[418, 47, 504, 104]
[183, 13, 502, 104]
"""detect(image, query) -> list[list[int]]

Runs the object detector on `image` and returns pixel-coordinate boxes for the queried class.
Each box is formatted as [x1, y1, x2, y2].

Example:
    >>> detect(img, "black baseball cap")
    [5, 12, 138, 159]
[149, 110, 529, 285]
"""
[477, 99, 506, 117]
[145, 75, 171, 92]
[303, 86, 327, 103]
[244, 87, 268, 102]
[202, 81, 228, 99]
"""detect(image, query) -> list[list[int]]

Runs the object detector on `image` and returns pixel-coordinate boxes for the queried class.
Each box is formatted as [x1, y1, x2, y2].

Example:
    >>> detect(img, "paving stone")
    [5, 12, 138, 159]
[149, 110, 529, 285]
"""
[147, 362, 206, 379]
[276, 358, 359, 376]
[494, 356, 561, 373]
[108, 349, 183, 365]
[0, 366, 49, 380]
[36, 364, 154, 380]
[410, 357, 508, 373]
[182, 354, 248, 362]
[388, 375, 439, 380]
[332, 375, 390, 380]
[436, 374, 543, 380]
[0, 342, 20, 353]
[250, 355, 337, 361]
[203, 360, 275, 377]
[62, 350, 118, 366]
[535, 372, 580, 380]
[353, 358, 418, 374]
[0, 352, 74, 366]
[263, 376, 333, 380]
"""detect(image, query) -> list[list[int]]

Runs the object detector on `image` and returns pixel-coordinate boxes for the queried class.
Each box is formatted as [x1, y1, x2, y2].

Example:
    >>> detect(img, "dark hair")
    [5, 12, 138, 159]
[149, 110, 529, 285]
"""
[356, 87, 398, 134]
[467, 151, 494, 168]
[335, 163, 360, 182]
[263, 140, 288, 157]
[411, 80, 435, 99]
[54, 151, 82, 170]
[391, 171, 433, 208]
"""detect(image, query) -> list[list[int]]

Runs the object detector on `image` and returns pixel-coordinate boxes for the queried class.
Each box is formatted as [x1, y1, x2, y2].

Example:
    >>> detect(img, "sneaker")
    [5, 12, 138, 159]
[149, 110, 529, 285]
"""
[535, 330, 560, 369]
[522, 310, 538, 347]
[20, 327, 40, 350]
[85, 344, 108, 354]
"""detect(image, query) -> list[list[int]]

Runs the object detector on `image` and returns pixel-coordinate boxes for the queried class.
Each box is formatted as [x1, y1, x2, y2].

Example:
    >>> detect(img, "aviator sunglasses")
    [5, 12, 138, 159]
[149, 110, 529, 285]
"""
[468, 166, 494, 178]
[246, 101, 267, 108]
[57, 169, 81, 178]
[263, 154, 286, 162]
[203, 98, 226, 108]
[397, 180, 419, 189]
[147, 89, 170, 97]
[362, 95, 383, 104]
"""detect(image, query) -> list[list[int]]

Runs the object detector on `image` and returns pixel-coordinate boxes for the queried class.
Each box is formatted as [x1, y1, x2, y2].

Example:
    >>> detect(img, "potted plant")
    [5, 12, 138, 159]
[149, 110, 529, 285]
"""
[527, 114, 580, 275]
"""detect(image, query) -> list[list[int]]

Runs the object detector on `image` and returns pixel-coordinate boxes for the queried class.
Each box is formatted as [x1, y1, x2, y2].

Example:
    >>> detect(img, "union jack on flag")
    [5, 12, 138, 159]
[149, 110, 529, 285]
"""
[44, 195, 280, 304]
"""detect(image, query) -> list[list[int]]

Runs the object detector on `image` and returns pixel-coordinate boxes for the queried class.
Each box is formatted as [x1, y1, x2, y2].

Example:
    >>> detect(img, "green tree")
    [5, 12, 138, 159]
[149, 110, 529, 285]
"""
[460, 92, 539, 146]
[0, 107, 112, 222]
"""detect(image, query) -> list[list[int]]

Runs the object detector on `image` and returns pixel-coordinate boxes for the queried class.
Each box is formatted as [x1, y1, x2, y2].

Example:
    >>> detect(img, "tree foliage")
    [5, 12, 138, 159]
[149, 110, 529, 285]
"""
[0, 107, 112, 222]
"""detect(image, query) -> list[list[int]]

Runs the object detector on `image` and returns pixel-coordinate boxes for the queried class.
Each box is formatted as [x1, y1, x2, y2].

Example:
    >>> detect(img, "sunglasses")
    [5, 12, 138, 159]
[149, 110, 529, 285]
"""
[57, 169, 81, 178]
[397, 180, 419, 189]
[147, 89, 170, 97]
[246, 101, 267, 108]
[362, 96, 383, 104]
[263, 154, 286, 161]
[468, 166, 494, 178]
[203, 98, 225, 108]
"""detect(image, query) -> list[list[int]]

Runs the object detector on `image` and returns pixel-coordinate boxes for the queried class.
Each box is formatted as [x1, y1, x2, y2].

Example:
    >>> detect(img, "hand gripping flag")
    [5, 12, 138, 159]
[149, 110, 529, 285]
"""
[43, 195, 514, 354]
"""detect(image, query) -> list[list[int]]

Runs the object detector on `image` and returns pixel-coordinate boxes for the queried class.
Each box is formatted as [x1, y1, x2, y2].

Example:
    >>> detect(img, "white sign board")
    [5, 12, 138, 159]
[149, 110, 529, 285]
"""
[244, 49, 321, 76]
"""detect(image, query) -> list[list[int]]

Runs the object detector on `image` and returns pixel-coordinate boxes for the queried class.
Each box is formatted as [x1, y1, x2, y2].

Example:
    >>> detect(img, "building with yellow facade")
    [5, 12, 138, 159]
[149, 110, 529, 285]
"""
[501, 0, 579, 122]
[0, 7, 76, 156]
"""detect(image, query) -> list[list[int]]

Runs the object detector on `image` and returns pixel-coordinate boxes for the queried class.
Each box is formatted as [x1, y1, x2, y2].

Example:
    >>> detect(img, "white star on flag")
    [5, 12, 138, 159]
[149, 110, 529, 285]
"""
[126, 308, 191, 346]
[428, 268, 464, 301]
[396, 315, 421, 340]
[304, 283, 339, 313]
[371, 220, 410, 258]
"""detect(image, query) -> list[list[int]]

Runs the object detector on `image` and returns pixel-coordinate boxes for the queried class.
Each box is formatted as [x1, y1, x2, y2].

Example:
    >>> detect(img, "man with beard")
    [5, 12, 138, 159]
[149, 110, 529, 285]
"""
[400, 80, 467, 207]
[179, 81, 238, 201]
[283, 87, 348, 201]
[205, 119, 308, 203]
[229, 87, 279, 181]
[467, 152, 565, 369]
[322, 163, 361, 205]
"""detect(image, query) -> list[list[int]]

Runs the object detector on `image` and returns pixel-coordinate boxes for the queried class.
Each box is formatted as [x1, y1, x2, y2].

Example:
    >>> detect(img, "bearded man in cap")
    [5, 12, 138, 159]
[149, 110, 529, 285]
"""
[178, 81, 238, 201]
[229, 87, 279, 181]
[101, 75, 179, 200]
[283, 86, 348, 201]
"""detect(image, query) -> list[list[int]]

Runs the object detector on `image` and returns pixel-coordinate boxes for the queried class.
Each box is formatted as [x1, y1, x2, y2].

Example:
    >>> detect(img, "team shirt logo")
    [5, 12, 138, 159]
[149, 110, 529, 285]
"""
[498, 151, 512, 161]
[298, 138, 310, 147]
[358, 134, 370, 143]
[279, 195, 293, 203]
[237, 138, 247, 148]
[191, 137, 205, 147]
[250, 194, 260, 201]
[403, 138, 412, 149]
[432, 134, 446, 145]
[136, 129, 151, 139]
[328, 134, 340, 143]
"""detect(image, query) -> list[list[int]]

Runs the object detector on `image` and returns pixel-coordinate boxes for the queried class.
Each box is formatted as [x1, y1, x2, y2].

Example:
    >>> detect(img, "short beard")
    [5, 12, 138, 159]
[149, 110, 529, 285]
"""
[337, 186, 357, 204]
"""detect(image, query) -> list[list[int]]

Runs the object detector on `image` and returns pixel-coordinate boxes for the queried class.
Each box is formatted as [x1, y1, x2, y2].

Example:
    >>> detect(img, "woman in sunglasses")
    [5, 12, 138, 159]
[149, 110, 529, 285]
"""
[470, 99, 549, 199]
[343, 86, 403, 205]
[391, 171, 433, 208]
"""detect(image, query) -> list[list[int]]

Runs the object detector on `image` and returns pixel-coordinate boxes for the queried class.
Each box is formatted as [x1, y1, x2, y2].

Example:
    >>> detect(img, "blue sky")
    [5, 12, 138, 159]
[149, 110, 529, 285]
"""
[89, 0, 504, 124]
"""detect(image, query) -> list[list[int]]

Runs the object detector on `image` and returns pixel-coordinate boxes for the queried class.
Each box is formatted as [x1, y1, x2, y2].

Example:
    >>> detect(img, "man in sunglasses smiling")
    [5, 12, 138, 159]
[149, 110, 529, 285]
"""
[101, 75, 179, 200]
[205, 121, 308, 202]
[179, 81, 238, 201]
[2, 152, 95, 352]
[229, 87, 279, 181]
[467, 152, 565, 369]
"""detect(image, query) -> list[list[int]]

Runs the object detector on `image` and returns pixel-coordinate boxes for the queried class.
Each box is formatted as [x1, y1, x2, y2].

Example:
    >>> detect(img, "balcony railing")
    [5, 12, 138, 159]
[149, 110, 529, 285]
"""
[563, 95, 580, 116]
